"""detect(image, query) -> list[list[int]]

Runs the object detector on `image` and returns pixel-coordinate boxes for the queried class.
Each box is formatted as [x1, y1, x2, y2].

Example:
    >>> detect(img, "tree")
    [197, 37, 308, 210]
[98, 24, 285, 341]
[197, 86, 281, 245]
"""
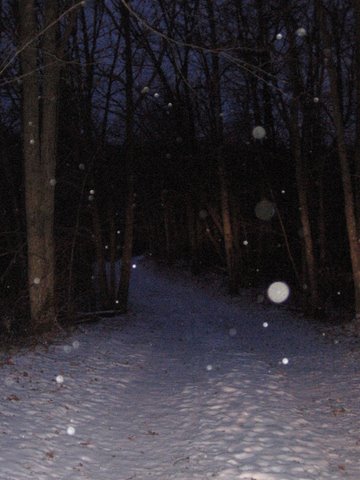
[116, 0, 136, 312]
[205, 0, 239, 294]
[18, 1, 78, 332]
[320, 1, 360, 322]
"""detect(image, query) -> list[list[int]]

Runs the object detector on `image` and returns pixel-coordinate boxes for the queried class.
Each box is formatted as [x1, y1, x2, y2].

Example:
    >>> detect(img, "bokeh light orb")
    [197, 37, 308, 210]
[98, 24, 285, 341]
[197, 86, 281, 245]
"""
[255, 199, 275, 221]
[252, 126, 266, 140]
[296, 27, 307, 37]
[267, 281, 290, 303]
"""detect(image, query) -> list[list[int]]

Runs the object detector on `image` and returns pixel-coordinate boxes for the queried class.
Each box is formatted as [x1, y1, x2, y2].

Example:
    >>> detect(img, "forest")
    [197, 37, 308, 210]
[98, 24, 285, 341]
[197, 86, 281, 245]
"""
[0, 0, 359, 336]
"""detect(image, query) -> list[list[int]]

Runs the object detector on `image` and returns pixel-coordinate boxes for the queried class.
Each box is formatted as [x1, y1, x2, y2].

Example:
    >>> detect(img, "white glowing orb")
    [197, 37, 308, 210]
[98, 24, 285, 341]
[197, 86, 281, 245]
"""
[56, 375, 64, 384]
[132, 264, 137, 269]
[199, 209, 208, 219]
[243, 240, 248, 246]
[141, 86, 149, 94]
[67, 426, 76, 435]
[263, 322, 268, 328]
[313, 97, 319, 103]
[296, 27, 307, 37]
[276, 33, 283, 40]
[72, 340, 80, 349]
[29, 139, 35, 145]
[229, 328, 237, 337]
[154, 92, 160, 98]
[206, 365, 213, 371]
[49, 178, 56, 186]
[252, 126, 266, 140]
[33, 277, 40, 285]
[267, 281, 290, 303]
[282, 357, 289, 365]
[255, 199, 275, 221]
[167, 102, 173, 108]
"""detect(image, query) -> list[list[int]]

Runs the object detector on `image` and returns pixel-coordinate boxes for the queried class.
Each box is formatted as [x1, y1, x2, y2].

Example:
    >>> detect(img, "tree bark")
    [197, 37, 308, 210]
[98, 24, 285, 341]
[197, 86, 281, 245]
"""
[108, 201, 117, 302]
[206, 0, 238, 294]
[40, 0, 61, 324]
[117, 0, 136, 312]
[352, 0, 360, 233]
[320, 3, 360, 322]
[19, 0, 59, 332]
[91, 202, 109, 309]
[290, 101, 319, 308]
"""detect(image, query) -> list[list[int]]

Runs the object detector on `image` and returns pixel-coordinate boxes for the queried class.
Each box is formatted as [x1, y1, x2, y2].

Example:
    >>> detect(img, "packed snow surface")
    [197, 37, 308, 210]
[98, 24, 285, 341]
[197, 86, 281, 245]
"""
[1, 257, 359, 479]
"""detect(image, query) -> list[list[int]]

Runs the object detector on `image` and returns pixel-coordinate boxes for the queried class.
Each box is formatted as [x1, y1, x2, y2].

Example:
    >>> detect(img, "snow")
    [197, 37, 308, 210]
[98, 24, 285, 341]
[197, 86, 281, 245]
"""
[1, 257, 359, 479]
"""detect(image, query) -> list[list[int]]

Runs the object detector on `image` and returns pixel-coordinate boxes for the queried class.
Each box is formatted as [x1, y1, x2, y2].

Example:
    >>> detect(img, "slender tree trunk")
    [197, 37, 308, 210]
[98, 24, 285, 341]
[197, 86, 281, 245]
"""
[92, 202, 109, 309]
[186, 195, 200, 274]
[290, 101, 319, 308]
[320, 4, 360, 321]
[318, 161, 327, 271]
[206, 0, 238, 294]
[117, 172, 135, 311]
[108, 202, 116, 302]
[218, 152, 238, 294]
[162, 189, 173, 263]
[117, 0, 135, 312]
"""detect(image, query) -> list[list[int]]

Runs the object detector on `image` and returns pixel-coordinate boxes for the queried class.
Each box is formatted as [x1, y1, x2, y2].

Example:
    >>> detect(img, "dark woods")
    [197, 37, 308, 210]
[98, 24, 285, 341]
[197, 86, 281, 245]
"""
[0, 0, 359, 336]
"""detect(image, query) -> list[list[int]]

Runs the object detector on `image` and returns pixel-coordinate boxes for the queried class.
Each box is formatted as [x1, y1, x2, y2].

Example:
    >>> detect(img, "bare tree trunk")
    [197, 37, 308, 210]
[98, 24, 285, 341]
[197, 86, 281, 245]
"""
[186, 194, 200, 274]
[352, 0, 360, 233]
[92, 202, 109, 309]
[117, 173, 135, 312]
[19, 0, 41, 329]
[19, 0, 59, 332]
[108, 201, 117, 302]
[117, 0, 135, 312]
[290, 101, 319, 309]
[218, 152, 238, 294]
[206, 0, 238, 294]
[318, 161, 327, 271]
[320, 4, 360, 322]
[40, 1, 61, 323]
[161, 189, 173, 263]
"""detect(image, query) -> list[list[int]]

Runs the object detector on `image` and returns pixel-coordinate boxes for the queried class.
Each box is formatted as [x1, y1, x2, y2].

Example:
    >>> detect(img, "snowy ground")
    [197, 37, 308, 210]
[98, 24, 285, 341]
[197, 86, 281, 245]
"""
[1, 257, 359, 480]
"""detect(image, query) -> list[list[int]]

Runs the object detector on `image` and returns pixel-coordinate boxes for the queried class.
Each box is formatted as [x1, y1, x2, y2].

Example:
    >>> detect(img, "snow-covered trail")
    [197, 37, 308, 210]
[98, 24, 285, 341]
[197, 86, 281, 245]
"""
[0, 257, 359, 480]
